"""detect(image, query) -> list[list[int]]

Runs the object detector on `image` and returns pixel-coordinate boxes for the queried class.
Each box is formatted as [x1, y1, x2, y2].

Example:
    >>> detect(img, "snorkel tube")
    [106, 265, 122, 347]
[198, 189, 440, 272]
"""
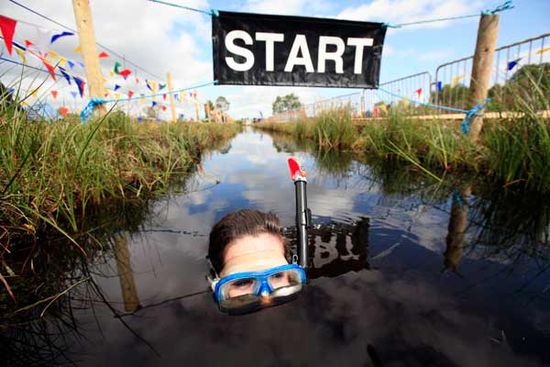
[288, 157, 311, 269]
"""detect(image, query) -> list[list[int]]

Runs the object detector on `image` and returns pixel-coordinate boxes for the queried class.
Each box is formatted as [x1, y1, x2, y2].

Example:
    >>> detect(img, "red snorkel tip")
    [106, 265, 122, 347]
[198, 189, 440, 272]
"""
[287, 157, 306, 181]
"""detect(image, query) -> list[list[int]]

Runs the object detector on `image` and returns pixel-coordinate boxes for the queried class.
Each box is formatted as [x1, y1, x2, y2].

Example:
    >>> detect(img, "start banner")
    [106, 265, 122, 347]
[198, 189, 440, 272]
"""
[212, 11, 387, 88]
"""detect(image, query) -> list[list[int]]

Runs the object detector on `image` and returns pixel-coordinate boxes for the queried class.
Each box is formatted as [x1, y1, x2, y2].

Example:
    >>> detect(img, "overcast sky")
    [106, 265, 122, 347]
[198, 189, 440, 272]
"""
[0, 0, 548, 119]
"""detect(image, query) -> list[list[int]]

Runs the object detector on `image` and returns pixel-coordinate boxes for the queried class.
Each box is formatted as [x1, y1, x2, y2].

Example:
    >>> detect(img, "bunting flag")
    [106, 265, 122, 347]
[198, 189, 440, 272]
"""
[58, 106, 69, 117]
[507, 58, 521, 71]
[42, 58, 57, 80]
[159, 83, 166, 90]
[152, 101, 158, 107]
[119, 69, 131, 79]
[50, 31, 74, 44]
[98, 51, 109, 58]
[113, 61, 122, 75]
[51, 90, 58, 99]
[24, 39, 33, 48]
[436, 81, 443, 91]
[70, 91, 78, 99]
[161, 105, 167, 111]
[114, 84, 121, 91]
[135, 77, 139, 84]
[128, 90, 134, 98]
[114, 93, 121, 100]
[379, 104, 388, 114]
[174, 93, 179, 101]
[415, 88, 422, 97]
[536, 47, 550, 55]
[0, 15, 17, 55]
[73, 45, 81, 53]
[162, 93, 167, 101]
[15, 47, 26, 63]
[77, 61, 84, 68]
[452, 75, 463, 87]
[58, 67, 71, 85]
[47, 49, 59, 61]
[145, 79, 153, 91]
[109, 71, 115, 77]
[67, 60, 75, 69]
[73, 76, 85, 97]
[58, 57, 67, 68]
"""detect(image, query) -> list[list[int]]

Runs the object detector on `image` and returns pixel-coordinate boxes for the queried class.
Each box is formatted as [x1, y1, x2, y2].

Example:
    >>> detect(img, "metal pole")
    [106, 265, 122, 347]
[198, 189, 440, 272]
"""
[294, 179, 309, 268]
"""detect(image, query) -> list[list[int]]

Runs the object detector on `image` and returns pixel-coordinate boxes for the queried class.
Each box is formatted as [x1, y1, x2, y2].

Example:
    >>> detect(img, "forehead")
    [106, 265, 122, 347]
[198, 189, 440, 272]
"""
[223, 232, 285, 260]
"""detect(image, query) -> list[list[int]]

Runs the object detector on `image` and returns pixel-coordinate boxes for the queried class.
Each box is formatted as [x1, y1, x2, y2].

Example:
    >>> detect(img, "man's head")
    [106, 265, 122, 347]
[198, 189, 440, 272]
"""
[208, 209, 290, 277]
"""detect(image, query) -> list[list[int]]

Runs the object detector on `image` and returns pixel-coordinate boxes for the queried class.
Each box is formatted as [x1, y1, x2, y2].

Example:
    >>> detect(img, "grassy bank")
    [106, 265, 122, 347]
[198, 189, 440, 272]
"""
[0, 103, 239, 251]
[258, 104, 550, 192]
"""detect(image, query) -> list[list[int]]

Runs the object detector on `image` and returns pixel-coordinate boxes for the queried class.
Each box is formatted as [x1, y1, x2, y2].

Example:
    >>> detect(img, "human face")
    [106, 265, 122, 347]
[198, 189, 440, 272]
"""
[220, 233, 290, 298]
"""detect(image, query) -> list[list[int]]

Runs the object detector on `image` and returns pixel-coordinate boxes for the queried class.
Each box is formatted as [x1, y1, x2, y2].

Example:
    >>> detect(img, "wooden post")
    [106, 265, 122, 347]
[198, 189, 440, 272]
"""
[72, 0, 106, 113]
[194, 92, 200, 121]
[114, 234, 141, 312]
[468, 14, 499, 142]
[444, 186, 471, 272]
[166, 72, 177, 122]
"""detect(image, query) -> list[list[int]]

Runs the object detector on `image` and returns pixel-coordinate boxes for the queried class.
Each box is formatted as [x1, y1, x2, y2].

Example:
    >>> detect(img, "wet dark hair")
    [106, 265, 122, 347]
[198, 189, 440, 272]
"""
[208, 209, 288, 274]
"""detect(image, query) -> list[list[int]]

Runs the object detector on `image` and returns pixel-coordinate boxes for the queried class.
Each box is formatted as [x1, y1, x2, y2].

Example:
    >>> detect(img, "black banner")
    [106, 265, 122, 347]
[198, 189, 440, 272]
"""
[212, 11, 386, 88]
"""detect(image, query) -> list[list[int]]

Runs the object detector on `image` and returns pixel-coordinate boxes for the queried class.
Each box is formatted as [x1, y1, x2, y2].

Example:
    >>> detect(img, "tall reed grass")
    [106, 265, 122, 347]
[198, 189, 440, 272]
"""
[0, 96, 239, 251]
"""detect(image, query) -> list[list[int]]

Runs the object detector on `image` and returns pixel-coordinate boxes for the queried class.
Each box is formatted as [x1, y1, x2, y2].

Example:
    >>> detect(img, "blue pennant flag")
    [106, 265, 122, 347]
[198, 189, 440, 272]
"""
[114, 84, 121, 91]
[436, 81, 443, 91]
[70, 91, 78, 99]
[50, 31, 74, 44]
[507, 58, 521, 71]
[58, 67, 71, 85]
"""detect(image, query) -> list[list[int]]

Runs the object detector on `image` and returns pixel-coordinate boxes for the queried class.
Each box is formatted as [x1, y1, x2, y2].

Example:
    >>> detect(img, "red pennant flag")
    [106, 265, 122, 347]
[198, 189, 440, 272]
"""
[119, 68, 131, 79]
[0, 15, 17, 55]
[58, 106, 69, 117]
[415, 88, 422, 97]
[51, 90, 58, 99]
[161, 105, 167, 111]
[98, 51, 109, 58]
[128, 90, 134, 98]
[42, 58, 57, 80]
[24, 39, 33, 48]
[162, 94, 167, 101]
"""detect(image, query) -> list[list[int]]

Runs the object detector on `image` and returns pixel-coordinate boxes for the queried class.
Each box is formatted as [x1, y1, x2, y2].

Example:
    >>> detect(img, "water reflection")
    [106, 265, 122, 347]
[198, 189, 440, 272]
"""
[1, 128, 549, 366]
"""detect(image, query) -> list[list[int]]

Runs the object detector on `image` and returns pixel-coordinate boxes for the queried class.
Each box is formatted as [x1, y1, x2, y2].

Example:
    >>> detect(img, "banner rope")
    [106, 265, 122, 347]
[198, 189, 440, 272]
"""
[375, 87, 489, 135]
[79, 80, 217, 123]
[147, 0, 218, 16]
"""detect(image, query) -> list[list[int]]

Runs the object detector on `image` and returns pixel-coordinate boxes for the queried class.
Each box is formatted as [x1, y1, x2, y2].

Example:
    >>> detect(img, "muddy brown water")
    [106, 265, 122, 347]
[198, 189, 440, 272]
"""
[2, 128, 549, 366]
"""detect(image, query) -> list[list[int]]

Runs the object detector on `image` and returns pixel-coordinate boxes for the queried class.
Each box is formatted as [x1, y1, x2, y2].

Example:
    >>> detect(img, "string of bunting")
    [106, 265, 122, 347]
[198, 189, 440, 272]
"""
[375, 87, 489, 134]
[80, 80, 216, 122]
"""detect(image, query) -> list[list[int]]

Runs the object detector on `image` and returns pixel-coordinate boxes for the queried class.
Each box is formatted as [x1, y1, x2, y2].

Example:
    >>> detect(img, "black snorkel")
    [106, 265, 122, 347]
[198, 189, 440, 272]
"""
[287, 157, 311, 269]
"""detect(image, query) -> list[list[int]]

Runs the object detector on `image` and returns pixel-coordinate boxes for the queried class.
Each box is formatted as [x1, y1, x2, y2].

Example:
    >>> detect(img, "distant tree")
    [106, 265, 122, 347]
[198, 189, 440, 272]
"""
[215, 96, 230, 112]
[272, 93, 302, 114]
[487, 63, 549, 111]
[144, 106, 159, 119]
[205, 100, 215, 116]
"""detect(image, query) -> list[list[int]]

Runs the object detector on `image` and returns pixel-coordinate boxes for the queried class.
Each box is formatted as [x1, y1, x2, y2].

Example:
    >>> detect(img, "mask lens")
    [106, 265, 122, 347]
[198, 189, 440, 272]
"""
[268, 269, 303, 294]
[219, 277, 260, 300]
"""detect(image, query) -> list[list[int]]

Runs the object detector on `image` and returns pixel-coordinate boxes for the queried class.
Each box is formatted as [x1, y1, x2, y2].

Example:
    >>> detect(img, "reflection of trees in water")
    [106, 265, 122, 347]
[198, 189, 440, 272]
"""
[0, 198, 153, 366]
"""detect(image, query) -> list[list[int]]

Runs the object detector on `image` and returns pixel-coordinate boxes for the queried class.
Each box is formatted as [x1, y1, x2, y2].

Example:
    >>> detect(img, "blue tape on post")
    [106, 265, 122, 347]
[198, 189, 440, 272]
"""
[460, 99, 489, 134]
[80, 98, 106, 123]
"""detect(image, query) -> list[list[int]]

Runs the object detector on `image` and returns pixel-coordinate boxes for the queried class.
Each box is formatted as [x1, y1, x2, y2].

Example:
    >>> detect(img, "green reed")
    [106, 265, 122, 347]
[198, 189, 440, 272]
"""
[0, 95, 239, 249]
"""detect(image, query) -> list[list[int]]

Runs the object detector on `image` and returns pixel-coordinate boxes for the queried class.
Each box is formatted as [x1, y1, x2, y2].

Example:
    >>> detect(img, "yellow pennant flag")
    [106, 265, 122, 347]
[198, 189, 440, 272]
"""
[109, 71, 115, 77]
[452, 75, 463, 87]
[151, 80, 157, 93]
[536, 47, 550, 55]
[139, 97, 145, 104]
[47, 50, 59, 61]
[15, 48, 26, 63]
[73, 45, 81, 53]
[114, 93, 121, 100]
[58, 57, 67, 68]
[379, 104, 388, 114]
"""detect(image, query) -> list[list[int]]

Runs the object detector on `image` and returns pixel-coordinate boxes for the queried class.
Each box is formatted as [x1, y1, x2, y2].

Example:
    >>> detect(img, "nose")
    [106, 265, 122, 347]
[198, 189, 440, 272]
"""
[260, 291, 272, 305]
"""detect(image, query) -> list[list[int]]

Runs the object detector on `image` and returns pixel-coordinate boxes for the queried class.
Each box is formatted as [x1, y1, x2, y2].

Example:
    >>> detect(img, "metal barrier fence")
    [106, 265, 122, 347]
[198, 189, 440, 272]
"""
[434, 32, 549, 113]
[270, 32, 549, 121]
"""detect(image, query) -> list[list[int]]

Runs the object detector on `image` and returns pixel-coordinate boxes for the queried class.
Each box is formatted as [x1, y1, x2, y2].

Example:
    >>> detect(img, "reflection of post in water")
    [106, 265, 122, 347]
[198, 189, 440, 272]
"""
[114, 234, 141, 312]
[444, 187, 472, 272]
[307, 217, 370, 279]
